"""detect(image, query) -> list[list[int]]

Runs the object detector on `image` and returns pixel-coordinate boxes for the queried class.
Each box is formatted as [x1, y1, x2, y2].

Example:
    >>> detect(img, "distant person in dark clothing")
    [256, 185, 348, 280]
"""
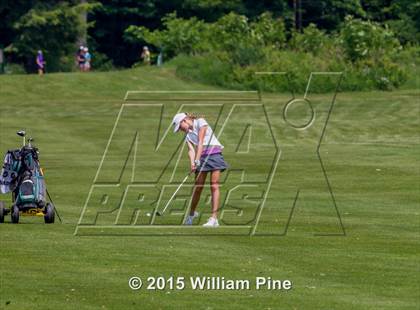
[36, 50, 45, 75]
[76, 46, 85, 71]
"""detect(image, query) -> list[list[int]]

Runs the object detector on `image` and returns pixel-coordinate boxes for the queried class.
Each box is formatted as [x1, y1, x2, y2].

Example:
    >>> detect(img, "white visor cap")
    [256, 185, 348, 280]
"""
[172, 113, 187, 133]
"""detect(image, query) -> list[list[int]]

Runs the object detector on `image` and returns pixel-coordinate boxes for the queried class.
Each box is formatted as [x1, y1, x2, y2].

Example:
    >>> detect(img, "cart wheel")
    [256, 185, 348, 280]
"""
[0, 201, 4, 223]
[44, 203, 55, 224]
[11, 205, 19, 224]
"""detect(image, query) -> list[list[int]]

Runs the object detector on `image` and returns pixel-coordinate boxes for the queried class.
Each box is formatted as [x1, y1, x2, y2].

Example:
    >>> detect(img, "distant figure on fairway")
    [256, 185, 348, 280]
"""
[83, 47, 91, 72]
[76, 46, 85, 71]
[157, 51, 163, 66]
[172, 113, 228, 227]
[36, 50, 45, 75]
[141, 46, 151, 65]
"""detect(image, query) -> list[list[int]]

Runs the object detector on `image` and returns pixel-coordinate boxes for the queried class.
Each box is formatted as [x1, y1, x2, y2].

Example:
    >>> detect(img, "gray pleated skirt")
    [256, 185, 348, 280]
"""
[198, 153, 228, 172]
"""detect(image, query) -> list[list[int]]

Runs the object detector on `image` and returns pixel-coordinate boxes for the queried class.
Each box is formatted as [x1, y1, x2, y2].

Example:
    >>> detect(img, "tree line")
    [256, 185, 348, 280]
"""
[0, 0, 418, 85]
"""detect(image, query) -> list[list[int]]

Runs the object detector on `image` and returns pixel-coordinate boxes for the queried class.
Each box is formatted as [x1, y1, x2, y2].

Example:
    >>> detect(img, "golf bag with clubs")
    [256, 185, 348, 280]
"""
[0, 131, 57, 224]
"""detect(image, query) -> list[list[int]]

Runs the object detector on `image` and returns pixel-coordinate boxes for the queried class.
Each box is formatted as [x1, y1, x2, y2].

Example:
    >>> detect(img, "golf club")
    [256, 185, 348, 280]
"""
[17, 130, 26, 146]
[155, 172, 191, 216]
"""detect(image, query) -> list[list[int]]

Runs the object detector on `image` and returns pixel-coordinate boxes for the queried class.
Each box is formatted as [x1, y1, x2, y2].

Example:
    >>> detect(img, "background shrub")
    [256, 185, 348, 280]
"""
[135, 13, 412, 92]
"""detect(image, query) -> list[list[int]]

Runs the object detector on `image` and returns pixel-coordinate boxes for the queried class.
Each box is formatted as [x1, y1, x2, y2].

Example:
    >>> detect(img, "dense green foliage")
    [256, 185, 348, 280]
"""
[0, 0, 417, 91]
[126, 12, 414, 91]
[94, 0, 420, 67]
[1, 0, 419, 73]
[11, 2, 98, 72]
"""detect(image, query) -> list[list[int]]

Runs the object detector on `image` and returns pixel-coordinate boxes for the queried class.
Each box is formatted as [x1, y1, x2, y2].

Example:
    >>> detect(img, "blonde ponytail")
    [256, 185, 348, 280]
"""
[185, 112, 204, 120]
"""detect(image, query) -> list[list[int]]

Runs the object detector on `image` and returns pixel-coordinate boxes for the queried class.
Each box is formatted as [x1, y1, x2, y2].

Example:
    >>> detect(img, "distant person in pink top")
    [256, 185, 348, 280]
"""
[172, 113, 228, 227]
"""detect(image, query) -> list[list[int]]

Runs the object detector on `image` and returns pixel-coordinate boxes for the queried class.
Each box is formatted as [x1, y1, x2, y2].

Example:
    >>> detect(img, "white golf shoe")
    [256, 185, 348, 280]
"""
[184, 211, 199, 225]
[202, 217, 219, 227]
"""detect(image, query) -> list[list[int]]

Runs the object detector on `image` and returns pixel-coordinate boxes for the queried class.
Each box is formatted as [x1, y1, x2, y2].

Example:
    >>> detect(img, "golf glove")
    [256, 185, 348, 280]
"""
[194, 159, 201, 169]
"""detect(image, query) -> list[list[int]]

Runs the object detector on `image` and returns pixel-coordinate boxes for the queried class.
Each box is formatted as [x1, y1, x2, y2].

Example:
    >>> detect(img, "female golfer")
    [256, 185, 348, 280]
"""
[172, 113, 228, 227]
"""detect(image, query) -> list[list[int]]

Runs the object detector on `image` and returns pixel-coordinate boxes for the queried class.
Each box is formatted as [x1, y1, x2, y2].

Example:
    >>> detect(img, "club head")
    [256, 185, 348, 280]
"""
[17, 130, 26, 137]
[155, 211, 163, 216]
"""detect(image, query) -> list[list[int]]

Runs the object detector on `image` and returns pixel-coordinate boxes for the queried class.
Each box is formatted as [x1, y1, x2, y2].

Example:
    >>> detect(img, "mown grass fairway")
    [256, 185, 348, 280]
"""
[0, 67, 419, 309]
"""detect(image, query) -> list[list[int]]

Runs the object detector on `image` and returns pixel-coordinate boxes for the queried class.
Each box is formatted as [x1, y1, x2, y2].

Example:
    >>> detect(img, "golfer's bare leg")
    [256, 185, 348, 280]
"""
[190, 172, 207, 215]
[210, 170, 221, 219]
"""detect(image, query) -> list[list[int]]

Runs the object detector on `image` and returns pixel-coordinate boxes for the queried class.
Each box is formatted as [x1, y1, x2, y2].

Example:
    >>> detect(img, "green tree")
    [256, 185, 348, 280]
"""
[289, 23, 331, 56]
[0, 0, 35, 50]
[339, 15, 401, 62]
[12, 2, 98, 72]
[87, 0, 159, 67]
[250, 12, 286, 48]
[181, 0, 244, 21]
[125, 12, 209, 59]
[362, 0, 420, 44]
[300, 0, 366, 31]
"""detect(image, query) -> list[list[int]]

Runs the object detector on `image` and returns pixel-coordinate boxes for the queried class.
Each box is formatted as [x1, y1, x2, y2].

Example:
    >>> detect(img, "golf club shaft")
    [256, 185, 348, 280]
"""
[158, 173, 191, 215]
[46, 189, 62, 223]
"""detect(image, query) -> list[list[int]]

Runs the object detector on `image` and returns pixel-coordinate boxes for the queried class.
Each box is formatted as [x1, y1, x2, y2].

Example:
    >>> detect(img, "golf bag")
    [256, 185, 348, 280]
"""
[0, 146, 46, 207]
[0, 150, 21, 194]
[16, 146, 46, 207]
[0, 131, 59, 224]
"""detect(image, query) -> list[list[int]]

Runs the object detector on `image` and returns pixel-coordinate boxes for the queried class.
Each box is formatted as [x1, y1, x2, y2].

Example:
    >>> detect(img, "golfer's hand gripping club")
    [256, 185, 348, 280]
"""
[192, 159, 201, 173]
